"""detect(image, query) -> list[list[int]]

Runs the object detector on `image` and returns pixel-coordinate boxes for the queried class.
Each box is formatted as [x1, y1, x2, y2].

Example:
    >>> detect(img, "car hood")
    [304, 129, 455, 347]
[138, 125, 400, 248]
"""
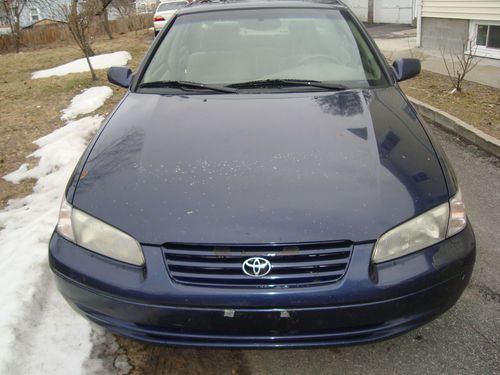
[72, 88, 449, 245]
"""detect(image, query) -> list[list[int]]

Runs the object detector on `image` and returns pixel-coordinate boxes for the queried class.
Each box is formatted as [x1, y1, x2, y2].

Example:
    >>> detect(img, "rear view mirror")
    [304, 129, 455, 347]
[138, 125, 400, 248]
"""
[392, 58, 421, 82]
[107, 66, 133, 88]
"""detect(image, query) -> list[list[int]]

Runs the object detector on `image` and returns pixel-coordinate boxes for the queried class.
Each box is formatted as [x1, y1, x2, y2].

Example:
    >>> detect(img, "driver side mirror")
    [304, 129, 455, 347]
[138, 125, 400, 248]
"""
[392, 58, 421, 82]
[107, 66, 133, 88]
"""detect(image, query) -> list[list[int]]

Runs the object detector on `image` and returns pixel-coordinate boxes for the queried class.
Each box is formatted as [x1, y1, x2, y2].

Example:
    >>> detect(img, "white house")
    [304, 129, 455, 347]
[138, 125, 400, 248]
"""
[416, 0, 500, 60]
[343, 0, 418, 24]
[0, 0, 67, 29]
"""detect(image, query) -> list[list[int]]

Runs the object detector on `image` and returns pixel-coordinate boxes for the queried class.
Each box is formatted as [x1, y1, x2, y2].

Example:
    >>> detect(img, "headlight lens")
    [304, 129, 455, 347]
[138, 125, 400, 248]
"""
[447, 188, 467, 237]
[373, 189, 467, 263]
[57, 198, 75, 241]
[56, 198, 145, 266]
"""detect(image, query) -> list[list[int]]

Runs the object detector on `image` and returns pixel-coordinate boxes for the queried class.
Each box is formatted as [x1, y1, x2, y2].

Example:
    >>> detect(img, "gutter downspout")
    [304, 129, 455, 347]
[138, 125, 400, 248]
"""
[368, 0, 374, 23]
[416, 0, 422, 47]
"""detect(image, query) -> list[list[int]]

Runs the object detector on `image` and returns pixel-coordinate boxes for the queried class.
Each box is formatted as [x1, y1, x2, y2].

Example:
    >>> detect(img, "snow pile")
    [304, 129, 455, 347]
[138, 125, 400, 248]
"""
[61, 86, 113, 121]
[32, 51, 131, 79]
[0, 86, 122, 374]
[4, 116, 102, 184]
[0, 116, 102, 374]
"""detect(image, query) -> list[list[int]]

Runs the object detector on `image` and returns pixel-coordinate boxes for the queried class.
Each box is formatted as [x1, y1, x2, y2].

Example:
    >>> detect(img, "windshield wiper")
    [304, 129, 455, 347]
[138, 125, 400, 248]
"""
[138, 80, 238, 93]
[227, 79, 348, 91]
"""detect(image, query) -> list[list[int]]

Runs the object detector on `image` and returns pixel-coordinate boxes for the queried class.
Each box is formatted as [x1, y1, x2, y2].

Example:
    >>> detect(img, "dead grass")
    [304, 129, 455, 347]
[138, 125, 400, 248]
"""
[400, 70, 500, 139]
[0, 30, 151, 209]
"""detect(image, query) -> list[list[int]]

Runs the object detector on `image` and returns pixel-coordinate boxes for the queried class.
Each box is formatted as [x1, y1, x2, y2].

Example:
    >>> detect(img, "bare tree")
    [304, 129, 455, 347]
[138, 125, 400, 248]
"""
[94, 0, 114, 16]
[63, 0, 97, 80]
[99, 0, 113, 39]
[440, 39, 480, 94]
[0, 0, 48, 52]
[108, 0, 135, 18]
[109, 0, 144, 32]
[61, 0, 114, 81]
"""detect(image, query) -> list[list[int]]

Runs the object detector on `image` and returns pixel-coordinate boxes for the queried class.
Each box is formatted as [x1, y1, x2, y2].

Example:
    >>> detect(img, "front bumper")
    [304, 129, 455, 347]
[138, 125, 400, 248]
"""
[49, 224, 475, 348]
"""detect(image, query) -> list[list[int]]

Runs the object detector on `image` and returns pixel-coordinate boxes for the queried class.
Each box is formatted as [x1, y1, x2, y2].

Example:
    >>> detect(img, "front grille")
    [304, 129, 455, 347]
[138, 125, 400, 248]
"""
[162, 241, 353, 288]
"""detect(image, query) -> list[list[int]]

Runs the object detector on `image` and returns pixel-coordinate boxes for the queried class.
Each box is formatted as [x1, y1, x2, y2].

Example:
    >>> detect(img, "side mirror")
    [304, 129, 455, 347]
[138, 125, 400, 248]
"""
[392, 58, 421, 82]
[107, 66, 133, 88]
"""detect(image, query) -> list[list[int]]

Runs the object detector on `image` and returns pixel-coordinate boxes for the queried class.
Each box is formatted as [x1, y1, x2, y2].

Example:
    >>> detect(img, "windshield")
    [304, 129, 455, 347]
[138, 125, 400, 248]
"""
[157, 1, 185, 12]
[141, 8, 389, 91]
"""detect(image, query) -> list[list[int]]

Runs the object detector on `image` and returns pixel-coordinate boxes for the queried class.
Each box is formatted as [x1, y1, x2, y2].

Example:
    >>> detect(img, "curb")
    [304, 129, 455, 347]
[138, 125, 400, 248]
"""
[409, 96, 500, 158]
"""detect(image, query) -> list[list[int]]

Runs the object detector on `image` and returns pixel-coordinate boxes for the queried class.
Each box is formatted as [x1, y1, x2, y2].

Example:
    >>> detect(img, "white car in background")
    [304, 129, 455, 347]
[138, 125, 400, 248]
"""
[153, 0, 188, 36]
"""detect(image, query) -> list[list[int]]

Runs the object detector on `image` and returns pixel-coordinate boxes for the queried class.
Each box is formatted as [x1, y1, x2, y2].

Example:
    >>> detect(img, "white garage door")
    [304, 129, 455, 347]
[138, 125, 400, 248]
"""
[374, 0, 414, 24]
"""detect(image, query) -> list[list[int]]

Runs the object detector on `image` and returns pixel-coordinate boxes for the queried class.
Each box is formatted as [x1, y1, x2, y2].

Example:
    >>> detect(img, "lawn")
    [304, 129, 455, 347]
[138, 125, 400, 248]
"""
[0, 30, 151, 209]
[400, 70, 500, 140]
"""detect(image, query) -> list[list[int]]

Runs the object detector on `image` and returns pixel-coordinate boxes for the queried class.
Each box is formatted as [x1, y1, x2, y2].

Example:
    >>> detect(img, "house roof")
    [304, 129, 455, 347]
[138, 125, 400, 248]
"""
[23, 18, 67, 29]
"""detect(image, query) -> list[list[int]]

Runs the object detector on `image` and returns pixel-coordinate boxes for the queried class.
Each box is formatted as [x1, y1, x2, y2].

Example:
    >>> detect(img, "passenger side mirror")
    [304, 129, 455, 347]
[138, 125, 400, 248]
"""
[392, 58, 421, 82]
[107, 66, 133, 88]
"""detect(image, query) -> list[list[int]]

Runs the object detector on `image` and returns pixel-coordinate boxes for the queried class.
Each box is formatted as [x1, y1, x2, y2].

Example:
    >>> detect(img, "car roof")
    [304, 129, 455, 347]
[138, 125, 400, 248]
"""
[178, 0, 347, 15]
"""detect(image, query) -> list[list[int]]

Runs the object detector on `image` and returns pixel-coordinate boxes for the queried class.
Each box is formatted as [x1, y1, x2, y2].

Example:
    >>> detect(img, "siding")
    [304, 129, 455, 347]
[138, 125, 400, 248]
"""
[422, 0, 500, 21]
[20, 0, 68, 27]
[342, 0, 369, 21]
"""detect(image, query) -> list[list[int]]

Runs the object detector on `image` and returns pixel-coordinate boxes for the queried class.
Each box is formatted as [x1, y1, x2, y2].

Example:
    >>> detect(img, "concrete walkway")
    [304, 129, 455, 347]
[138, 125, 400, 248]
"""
[365, 23, 500, 89]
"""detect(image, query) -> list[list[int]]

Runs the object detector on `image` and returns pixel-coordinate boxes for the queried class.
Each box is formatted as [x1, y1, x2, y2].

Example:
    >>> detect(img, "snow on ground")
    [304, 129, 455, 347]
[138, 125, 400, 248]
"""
[0, 87, 124, 374]
[61, 86, 113, 121]
[4, 116, 102, 185]
[32, 51, 131, 79]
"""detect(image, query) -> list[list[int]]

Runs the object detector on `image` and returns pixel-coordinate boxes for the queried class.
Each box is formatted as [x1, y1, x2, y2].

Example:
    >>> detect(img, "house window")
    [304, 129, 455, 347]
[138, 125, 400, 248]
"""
[470, 21, 500, 59]
[30, 7, 40, 22]
[476, 25, 500, 49]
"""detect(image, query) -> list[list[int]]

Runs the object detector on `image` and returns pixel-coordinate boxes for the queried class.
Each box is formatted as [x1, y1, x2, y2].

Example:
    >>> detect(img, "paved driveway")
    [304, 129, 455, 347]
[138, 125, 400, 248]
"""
[363, 23, 416, 39]
[117, 124, 500, 375]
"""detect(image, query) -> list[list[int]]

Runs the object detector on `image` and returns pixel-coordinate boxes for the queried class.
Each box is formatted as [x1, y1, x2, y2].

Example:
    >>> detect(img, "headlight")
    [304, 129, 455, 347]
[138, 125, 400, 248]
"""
[447, 188, 467, 237]
[373, 189, 467, 263]
[56, 198, 145, 266]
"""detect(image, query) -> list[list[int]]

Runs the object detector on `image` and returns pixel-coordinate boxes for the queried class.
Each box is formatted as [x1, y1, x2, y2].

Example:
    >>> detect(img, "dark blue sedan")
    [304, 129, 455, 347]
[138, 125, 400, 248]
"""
[49, 0, 475, 348]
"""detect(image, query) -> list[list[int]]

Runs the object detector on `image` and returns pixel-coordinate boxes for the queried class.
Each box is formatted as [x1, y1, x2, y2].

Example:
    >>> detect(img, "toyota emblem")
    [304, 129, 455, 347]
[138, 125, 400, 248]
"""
[242, 257, 272, 277]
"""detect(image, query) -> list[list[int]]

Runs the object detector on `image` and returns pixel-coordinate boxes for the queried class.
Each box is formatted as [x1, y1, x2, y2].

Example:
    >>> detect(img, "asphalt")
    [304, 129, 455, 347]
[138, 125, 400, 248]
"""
[113, 124, 500, 375]
[363, 23, 416, 39]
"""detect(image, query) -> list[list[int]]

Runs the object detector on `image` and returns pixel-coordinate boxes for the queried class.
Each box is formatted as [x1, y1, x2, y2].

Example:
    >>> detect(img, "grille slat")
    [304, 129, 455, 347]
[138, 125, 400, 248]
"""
[168, 258, 349, 269]
[165, 248, 351, 258]
[163, 242, 353, 288]
[171, 269, 346, 280]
